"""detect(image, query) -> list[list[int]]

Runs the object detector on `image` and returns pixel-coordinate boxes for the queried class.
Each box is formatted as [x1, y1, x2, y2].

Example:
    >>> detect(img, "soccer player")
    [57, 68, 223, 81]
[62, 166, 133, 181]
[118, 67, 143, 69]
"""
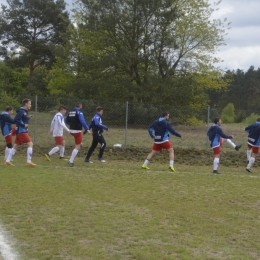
[84, 106, 108, 163]
[0, 106, 16, 163]
[142, 112, 183, 172]
[245, 118, 260, 173]
[207, 117, 242, 174]
[66, 102, 90, 167]
[45, 106, 70, 161]
[5, 98, 36, 166]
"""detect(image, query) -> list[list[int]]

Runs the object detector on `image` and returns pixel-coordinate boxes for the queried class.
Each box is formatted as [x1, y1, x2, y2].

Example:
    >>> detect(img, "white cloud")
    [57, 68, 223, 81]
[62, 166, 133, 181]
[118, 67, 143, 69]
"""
[209, 0, 260, 71]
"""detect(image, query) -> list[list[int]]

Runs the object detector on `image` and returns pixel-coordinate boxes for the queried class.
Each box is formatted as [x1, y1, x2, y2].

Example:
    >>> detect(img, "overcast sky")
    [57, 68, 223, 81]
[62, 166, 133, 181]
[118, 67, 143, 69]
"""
[0, 0, 259, 72]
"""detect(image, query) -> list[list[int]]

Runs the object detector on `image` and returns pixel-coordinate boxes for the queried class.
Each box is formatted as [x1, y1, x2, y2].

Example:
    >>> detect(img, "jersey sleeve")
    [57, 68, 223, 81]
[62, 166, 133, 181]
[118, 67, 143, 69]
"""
[59, 116, 70, 132]
[148, 123, 155, 138]
[14, 110, 26, 127]
[216, 127, 232, 139]
[78, 112, 89, 130]
[94, 116, 108, 130]
[167, 122, 182, 138]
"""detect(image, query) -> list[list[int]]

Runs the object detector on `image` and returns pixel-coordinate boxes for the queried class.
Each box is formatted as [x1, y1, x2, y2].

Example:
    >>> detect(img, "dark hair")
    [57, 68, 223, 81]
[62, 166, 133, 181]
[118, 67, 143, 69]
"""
[75, 102, 82, 108]
[257, 118, 260, 122]
[59, 106, 66, 111]
[162, 112, 169, 118]
[214, 117, 220, 124]
[22, 98, 31, 106]
[96, 106, 103, 112]
[5, 106, 13, 112]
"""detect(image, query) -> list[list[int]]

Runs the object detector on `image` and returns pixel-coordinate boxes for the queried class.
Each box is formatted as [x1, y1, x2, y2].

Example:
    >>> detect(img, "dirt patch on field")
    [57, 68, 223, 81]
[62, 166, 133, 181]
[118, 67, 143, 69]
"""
[22, 145, 255, 167]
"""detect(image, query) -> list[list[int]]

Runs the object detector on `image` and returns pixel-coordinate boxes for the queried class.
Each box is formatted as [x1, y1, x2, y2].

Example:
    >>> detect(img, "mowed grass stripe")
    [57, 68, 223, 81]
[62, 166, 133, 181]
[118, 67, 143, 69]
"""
[1, 158, 260, 259]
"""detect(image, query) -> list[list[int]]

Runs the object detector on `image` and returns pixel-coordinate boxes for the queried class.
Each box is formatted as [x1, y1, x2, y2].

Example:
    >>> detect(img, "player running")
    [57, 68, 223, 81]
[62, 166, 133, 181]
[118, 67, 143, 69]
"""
[5, 98, 36, 166]
[142, 112, 183, 172]
[207, 117, 242, 174]
[45, 106, 70, 161]
[245, 118, 260, 173]
[0, 106, 16, 163]
[66, 102, 90, 167]
[84, 106, 108, 163]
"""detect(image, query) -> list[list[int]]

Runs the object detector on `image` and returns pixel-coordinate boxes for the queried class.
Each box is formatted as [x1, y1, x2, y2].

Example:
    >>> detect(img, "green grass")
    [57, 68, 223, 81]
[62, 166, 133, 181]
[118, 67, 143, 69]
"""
[1, 155, 260, 259]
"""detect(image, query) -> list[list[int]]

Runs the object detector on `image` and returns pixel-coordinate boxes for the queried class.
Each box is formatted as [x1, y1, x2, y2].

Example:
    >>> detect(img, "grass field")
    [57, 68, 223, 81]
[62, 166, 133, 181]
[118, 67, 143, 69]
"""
[1, 155, 260, 260]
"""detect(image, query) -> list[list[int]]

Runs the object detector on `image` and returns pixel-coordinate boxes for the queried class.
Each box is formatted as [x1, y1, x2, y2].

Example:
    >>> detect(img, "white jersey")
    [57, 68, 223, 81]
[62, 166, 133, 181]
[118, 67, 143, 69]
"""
[50, 112, 70, 137]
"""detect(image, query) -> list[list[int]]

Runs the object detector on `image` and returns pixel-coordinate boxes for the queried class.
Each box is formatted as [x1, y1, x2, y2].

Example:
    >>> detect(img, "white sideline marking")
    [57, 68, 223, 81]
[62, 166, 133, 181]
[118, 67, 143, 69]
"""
[0, 222, 18, 260]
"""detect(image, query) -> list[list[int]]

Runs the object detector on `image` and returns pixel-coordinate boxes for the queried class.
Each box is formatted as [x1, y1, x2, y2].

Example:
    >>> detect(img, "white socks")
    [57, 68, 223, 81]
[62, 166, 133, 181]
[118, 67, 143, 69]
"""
[6, 148, 16, 162]
[49, 146, 60, 156]
[170, 160, 174, 166]
[247, 157, 255, 169]
[226, 139, 236, 149]
[213, 158, 219, 170]
[69, 149, 78, 163]
[144, 159, 149, 165]
[247, 150, 252, 161]
[27, 148, 33, 163]
[60, 146, 65, 157]
[5, 147, 11, 161]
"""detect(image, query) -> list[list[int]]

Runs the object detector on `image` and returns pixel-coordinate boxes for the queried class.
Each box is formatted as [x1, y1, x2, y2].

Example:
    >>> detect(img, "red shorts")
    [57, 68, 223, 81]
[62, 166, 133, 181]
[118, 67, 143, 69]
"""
[248, 144, 259, 154]
[213, 138, 223, 155]
[70, 132, 82, 145]
[12, 127, 16, 136]
[15, 133, 31, 145]
[55, 136, 64, 145]
[153, 141, 172, 151]
[5, 134, 12, 145]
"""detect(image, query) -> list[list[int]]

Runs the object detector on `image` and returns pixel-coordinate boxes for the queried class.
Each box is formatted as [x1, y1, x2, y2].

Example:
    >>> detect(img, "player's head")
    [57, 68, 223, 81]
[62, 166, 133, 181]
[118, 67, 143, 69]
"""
[257, 118, 260, 122]
[214, 117, 221, 125]
[5, 106, 14, 114]
[96, 106, 103, 115]
[22, 99, 31, 110]
[59, 106, 67, 115]
[162, 112, 169, 121]
[75, 102, 82, 109]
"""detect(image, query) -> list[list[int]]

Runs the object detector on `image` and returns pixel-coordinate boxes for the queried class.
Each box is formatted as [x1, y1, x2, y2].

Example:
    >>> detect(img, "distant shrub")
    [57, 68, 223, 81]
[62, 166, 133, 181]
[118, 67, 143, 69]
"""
[186, 116, 204, 126]
[0, 92, 20, 111]
[235, 110, 246, 123]
[221, 103, 235, 123]
[243, 113, 260, 125]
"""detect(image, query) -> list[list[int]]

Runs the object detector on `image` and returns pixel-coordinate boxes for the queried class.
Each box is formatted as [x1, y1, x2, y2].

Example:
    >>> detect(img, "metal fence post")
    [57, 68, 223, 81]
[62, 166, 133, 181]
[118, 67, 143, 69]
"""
[124, 101, 128, 148]
[206, 106, 210, 149]
[34, 95, 38, 144]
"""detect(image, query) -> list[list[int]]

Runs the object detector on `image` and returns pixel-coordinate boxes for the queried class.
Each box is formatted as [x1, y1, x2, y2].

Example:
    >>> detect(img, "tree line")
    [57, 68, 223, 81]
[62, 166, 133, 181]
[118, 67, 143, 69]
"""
[0, 0, 259, 112]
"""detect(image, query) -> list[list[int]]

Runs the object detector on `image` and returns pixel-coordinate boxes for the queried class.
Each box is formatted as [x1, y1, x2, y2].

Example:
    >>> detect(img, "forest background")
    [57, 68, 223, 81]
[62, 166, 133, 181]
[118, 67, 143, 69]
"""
[0, 0, 260, 120]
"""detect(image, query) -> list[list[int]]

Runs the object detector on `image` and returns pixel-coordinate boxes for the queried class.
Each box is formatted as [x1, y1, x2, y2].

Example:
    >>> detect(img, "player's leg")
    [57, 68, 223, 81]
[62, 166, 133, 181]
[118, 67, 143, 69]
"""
[59, 139, 66, 159]
[4, 134, 12, 162]
[247, 144, 252, 161]
[26, 140, 36, 166]
[5, 136, 19, 165]
[97, 135, 106, 162]
[223, 138, 242, 151]
[85, 136, 98, 163]
[45, 137, 63, 161]
[68, 132, 82, 166]
[246, 146, 259, 172]
[212, 146, 221, 174]
[142, 143, 160, 169]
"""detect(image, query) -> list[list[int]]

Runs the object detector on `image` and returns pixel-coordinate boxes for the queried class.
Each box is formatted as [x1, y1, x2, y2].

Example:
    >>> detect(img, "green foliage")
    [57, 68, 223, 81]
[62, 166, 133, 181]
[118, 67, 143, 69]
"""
[221, 103, 235, 123]
[0, 62, 29, 95]
[0, 92, 20, 111]
[243, 113, 260, 125]
[0, 0, 70, 94]
[186, 116, 205, 126]
[234, 110, 247, 123]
